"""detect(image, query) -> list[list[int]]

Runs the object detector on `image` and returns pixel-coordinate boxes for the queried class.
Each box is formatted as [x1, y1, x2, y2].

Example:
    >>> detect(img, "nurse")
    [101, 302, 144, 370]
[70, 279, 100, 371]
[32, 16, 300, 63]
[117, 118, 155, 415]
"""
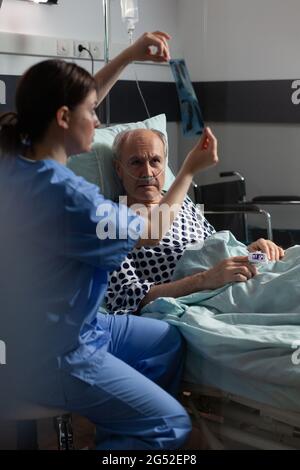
[0, 33, 218, 450]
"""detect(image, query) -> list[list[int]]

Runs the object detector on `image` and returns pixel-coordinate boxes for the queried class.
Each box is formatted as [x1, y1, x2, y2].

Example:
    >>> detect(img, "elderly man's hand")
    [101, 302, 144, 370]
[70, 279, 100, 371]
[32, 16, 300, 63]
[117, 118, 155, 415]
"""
[182, 127, 219, 177]
[248, 239, 285, 261]
[199, 256, 257, 290]
[124, 31, 171, 63]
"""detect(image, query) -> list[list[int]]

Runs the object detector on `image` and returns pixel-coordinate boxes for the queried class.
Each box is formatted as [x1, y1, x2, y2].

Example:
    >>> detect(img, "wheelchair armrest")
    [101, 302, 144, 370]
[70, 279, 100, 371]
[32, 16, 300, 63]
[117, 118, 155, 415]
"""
[252, 196, 300, 204]
[204, 203, 273, 240]
[205, 203, 262, 213]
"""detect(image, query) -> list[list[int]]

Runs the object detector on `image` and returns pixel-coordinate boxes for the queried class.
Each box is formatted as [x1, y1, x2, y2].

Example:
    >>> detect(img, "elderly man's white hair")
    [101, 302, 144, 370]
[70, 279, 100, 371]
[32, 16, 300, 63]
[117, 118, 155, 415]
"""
[112, 128, 168, 161]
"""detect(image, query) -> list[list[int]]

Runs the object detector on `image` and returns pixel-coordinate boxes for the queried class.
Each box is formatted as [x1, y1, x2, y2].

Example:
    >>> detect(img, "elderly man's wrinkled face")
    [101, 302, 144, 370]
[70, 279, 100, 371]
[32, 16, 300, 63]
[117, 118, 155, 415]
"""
[115, 130, 166, 204]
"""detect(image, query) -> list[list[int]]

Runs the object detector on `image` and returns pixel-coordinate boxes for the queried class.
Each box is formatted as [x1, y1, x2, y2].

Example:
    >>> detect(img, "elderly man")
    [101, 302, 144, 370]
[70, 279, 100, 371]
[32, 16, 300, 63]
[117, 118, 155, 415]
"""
[105, 128, 284, 315]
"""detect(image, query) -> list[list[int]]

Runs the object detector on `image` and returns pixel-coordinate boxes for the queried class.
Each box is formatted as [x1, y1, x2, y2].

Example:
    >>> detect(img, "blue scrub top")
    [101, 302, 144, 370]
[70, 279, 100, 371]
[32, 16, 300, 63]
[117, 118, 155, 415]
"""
[0, 156, 142, 393]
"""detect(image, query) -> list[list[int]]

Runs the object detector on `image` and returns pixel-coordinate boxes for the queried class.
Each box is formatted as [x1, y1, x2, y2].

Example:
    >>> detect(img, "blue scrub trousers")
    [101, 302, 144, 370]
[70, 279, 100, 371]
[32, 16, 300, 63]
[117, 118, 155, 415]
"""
[60, 314, 191, 450]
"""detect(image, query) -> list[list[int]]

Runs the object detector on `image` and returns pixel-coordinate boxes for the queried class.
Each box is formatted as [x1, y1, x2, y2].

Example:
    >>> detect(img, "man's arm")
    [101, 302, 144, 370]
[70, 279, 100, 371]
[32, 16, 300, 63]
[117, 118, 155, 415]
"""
[95, 31, 171, 103]
[139, 256, 257, 310]
[139, 272, 206, 310]
[136, 127, 218, 246]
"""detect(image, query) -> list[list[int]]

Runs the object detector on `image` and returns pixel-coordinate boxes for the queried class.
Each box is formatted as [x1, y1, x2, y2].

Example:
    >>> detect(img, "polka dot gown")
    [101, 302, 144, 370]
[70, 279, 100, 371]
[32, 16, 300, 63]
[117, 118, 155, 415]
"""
[105, 197, 215, 314]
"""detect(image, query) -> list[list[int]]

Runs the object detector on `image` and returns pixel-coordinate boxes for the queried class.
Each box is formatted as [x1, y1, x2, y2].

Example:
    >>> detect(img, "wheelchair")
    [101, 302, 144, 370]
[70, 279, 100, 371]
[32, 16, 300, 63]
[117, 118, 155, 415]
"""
[194, 171, 300, 248]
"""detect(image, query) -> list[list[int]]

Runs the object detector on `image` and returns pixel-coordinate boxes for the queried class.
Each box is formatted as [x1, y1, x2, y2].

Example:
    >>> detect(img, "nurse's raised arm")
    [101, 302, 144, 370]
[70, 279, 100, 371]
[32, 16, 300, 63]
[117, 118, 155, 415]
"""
[136, 127, 218, 247]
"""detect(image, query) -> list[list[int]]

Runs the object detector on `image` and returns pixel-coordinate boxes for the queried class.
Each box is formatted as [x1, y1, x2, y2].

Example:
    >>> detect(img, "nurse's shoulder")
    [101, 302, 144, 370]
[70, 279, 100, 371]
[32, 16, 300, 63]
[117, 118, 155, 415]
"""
[38, 158, 105, 206]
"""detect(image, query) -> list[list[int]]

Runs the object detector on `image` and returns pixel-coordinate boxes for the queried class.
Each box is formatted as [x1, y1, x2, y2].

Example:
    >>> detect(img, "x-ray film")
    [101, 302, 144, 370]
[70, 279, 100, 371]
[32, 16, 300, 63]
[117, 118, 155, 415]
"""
[170, 59, 204, 137]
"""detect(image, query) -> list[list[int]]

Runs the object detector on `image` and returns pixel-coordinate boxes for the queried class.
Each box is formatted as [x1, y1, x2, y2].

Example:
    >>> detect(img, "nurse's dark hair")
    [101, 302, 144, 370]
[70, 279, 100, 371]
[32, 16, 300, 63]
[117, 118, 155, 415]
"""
[0, 59, 97, 157]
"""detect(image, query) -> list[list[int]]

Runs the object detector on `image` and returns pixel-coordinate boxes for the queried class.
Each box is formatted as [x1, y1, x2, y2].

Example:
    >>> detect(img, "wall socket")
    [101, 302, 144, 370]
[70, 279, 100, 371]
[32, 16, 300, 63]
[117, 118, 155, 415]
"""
[74, 40, 90, 58]
[89, 42, 103, 60]
[57, 39, 73, 57]
[56, 38, 103, 60]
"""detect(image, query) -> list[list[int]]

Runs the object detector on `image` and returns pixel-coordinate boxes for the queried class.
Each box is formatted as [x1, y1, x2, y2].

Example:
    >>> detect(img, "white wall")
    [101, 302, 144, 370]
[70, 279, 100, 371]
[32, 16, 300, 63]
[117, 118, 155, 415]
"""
[178, 0, 300, 229]
[178, 0, 300, 81]
[0, 0, 102, 39]
[0, 0, 180, 79]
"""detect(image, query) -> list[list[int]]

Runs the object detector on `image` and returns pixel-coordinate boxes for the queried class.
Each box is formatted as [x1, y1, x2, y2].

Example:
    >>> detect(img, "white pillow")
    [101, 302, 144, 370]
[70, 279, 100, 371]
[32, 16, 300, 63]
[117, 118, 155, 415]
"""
[67, 114, 175, 200]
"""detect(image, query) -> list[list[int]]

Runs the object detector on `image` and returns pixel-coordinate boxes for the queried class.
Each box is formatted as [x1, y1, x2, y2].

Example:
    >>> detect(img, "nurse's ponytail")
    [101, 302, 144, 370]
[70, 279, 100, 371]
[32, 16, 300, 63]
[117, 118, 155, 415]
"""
[0, 112, 24, 158]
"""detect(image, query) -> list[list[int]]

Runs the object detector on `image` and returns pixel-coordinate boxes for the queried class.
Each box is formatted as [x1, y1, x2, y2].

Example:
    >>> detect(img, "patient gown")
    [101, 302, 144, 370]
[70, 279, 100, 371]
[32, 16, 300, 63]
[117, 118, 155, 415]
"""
[106, 196, 215, 314]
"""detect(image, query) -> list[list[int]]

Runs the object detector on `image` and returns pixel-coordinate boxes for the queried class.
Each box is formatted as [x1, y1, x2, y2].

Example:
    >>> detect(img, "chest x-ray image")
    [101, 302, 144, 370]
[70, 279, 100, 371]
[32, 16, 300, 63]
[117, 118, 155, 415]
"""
[170, 59, 204, 137]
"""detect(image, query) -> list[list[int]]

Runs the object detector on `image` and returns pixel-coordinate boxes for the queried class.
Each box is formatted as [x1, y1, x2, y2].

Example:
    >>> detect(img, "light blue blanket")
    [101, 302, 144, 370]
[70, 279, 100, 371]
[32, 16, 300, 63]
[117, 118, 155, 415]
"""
[142, 231, 300, 411]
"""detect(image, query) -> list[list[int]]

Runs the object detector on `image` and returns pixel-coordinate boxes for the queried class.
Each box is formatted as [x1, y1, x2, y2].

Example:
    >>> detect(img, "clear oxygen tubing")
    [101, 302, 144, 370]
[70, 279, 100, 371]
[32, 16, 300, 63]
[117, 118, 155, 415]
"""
[117, 160, 165, 183]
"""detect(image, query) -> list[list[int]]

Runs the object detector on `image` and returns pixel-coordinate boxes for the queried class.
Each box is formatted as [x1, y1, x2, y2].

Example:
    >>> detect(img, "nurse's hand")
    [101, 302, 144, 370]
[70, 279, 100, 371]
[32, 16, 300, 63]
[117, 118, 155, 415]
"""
[182, 127, 219, 177]
[124, 31, 171, 63]
[248, 239, 285, 261]
[199, 256, 257, 290]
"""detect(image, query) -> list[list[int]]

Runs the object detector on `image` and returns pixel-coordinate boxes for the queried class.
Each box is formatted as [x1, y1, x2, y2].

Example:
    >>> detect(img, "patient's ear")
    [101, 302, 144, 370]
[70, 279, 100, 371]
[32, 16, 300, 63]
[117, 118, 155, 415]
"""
[56, 106, 70, 130]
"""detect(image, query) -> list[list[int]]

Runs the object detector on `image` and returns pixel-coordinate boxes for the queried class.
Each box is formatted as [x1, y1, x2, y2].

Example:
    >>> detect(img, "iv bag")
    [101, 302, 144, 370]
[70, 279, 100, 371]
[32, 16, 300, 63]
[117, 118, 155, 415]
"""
[120, 0, 139, 30]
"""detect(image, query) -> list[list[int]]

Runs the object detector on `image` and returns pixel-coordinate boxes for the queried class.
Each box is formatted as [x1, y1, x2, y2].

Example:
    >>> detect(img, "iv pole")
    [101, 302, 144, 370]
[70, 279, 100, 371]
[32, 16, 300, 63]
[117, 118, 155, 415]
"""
[102, 0, 111, 126]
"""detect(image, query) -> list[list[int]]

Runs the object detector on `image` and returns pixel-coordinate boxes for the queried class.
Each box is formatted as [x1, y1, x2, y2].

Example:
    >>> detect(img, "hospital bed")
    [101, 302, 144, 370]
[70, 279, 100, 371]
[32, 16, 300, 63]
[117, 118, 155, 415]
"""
[181, 383, 300, 450]
[68, 114, 300, 450]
